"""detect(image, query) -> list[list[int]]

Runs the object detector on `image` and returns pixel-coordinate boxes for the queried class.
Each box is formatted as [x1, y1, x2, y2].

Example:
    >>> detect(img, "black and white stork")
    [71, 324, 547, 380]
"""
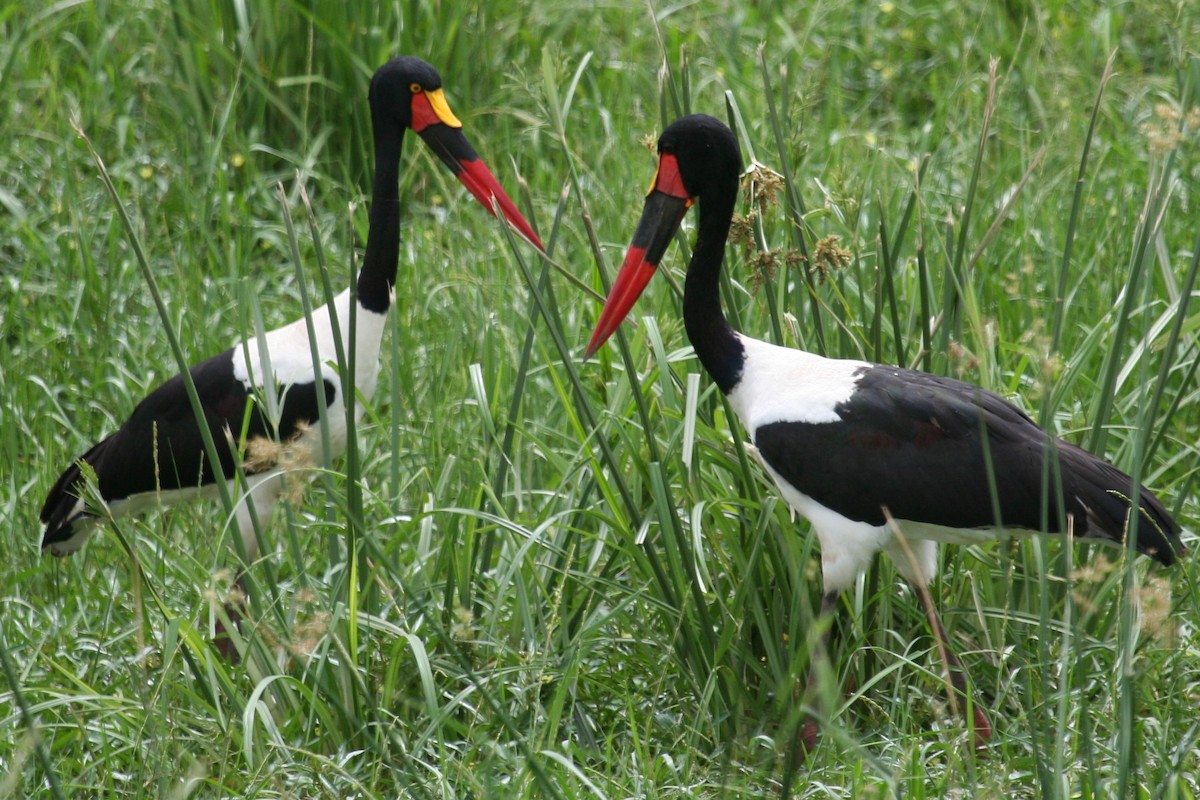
[585, 114, 1182, 750]
[40, 58, 542, 597]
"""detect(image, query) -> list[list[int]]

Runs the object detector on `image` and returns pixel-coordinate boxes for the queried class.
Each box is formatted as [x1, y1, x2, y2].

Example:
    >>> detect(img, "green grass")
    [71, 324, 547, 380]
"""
[2, 0, 1199, 796]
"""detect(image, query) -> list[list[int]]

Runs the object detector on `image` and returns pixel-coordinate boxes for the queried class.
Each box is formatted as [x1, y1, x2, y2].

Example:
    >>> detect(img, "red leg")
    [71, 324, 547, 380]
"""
[796, 590, 841, 757]
[212, 572, 247, 663]
[913, 584, 991, 750]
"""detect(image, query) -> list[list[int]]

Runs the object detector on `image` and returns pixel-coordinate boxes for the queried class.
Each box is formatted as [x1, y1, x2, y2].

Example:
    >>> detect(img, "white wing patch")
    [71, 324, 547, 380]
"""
[231, 289, 386, 394]
[228, 287, 390, 465]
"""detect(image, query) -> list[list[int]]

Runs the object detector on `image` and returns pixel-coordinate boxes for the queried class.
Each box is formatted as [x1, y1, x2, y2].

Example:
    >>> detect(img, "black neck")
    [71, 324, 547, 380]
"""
[358, 118, 403, 313]
[682, 189, 744, 394]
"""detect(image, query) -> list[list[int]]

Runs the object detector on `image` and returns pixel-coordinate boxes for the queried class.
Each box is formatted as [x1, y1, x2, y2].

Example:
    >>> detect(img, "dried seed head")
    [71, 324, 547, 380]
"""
[1133, 575, 1176, 647]
[288, 610, 331, 658]
[1187, 107, 1200, 131]
[451, 605, 476, 641]
[1154, 103, 1180, 123]
[945, 341, 981, 376]
[243, 436, 283, 472]
[1071, 552, 1116, 585]
[742, 161, 786, 209]
[1140, 120, 1184, 156]
[1039, 352, 1062, 385]
[238, 423, 316, 503]
[811, 234, 852, 284]
[729, 212, 756, 252]
[746, 248, 781, 292]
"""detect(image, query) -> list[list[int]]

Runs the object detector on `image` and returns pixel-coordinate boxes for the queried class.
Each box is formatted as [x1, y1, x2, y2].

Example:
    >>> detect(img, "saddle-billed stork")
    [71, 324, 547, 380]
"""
[40, 57, 542, 634]
[585, 114, 1182, 750]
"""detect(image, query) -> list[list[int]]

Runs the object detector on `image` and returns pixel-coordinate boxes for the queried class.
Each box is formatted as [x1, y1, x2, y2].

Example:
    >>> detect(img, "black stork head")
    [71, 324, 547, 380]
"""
[585, 114, 741, 357]
[371, 56, 543, 250]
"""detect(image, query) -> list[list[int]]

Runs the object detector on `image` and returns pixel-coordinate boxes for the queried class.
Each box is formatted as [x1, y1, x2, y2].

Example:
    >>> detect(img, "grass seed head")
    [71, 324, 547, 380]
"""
[729, 211, 756, 252]
[240, 424, 315, 504]
[451, 605, 476, 641]
[742, 161, 785, 209]
[810, 234, 852, 284]
[946, 340, 981, 376]
[288, 610, 331, 658]
[1139, 101, 1198, 156]
[746, 248, 781, 292]
[242, 435, 283, 472]
[1133, 575, 1176, 647]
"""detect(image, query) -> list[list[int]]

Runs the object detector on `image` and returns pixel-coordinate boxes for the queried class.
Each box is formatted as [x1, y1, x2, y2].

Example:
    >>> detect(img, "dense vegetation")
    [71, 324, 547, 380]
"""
[2, 1, 1197, 796]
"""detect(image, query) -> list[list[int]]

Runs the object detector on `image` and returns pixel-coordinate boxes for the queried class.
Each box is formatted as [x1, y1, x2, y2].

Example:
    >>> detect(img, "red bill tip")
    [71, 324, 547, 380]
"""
[457, 158, 544, 251]
[584, 245, 658, 358]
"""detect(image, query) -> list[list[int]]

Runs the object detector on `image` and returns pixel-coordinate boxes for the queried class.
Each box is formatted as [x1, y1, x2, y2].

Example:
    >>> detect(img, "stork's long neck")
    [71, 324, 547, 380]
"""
[358, 117, 403, 314]
[682, 185, 744, 395]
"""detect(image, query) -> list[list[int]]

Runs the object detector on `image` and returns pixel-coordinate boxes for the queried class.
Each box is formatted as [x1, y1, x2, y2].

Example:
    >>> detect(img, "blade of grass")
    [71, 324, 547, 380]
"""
[757, 45, 823, 354]
[939, 58, 999, 356]
[1048, 50, 1117, 358]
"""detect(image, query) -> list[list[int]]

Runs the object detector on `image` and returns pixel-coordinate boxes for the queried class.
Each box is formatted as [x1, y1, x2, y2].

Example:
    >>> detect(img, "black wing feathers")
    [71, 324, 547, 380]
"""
[754, 365, 1182, 565]
[40, 348, 336, 539]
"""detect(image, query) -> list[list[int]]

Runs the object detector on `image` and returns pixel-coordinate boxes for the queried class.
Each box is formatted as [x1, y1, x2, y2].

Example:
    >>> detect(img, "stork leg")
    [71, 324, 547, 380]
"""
[794, 529, 992, 755]
[212, 572, 248, 662]
[797, 590, 841, 755]
[911, 581, 992, 749]
[884, 534, 991, 750]
[212, 474, 281, 662]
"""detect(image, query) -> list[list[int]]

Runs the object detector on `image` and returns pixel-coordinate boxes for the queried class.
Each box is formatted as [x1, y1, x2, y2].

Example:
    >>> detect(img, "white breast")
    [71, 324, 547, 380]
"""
[727, 334, 869, 431]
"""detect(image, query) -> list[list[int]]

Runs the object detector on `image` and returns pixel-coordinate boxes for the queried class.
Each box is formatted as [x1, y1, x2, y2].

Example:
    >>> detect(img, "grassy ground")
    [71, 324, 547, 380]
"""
[2, 0, 1198, 796]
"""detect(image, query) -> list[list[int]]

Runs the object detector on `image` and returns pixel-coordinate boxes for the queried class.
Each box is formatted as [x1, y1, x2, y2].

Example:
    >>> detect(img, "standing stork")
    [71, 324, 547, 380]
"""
[40, 57, 543, 643]
[585, 114, 1182, 750]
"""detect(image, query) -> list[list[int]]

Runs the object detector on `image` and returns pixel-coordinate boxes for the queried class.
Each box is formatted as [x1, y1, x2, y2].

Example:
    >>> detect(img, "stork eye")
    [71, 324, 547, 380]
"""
[409, 83, 422, 94]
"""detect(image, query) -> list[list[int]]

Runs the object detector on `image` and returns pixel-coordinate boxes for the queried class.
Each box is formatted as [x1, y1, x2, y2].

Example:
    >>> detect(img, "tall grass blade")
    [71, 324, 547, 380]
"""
[939, 59, 999, 355]
[757, 45, 824, 354]
[1048, 51, 1117, 359]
